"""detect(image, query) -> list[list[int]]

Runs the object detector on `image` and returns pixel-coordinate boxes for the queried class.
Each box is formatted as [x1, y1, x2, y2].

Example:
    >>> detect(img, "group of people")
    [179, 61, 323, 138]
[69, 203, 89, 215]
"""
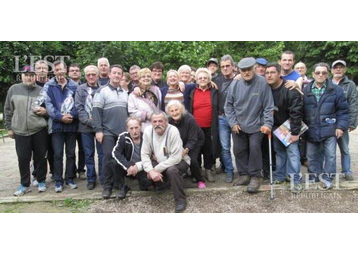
[4, 51, 357, 212]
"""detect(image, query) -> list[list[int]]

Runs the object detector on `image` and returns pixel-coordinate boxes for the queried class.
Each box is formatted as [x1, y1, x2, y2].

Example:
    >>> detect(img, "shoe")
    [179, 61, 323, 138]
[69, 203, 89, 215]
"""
[225, 173, 233, 183]
[175, 200, 187, 213]
[191, 178, 197, 183]
[345, 174, 355, 181]
[32, 178, 39, 187]
[274, 180, 286, 185]
[290, 184, 302, 194]
[38, 181, 47, 192]
[197, 181, 206, 189]
[322, 179, 333, 190]
[78, 172, 87, 180]
[205, 169, 215, 182]
[66, 180, 78, 189]
[102, 189, 112, 199]
[14, 185, 31, 196]
[87, 182, 96, 190]
[216, 165, 224, 175]
[303, 161, 309, 167]
[55, 183, 63, 193]
[233, 175, 251, 186]
[117, 185, 130, 200]
[247, 177, 262, 193]
[50, 175, 55, 182]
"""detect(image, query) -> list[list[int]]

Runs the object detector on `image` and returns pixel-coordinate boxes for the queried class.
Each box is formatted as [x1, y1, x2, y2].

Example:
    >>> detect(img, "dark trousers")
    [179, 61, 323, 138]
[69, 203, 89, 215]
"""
[116, 166, 153, 191]
[14, 129, 48, 187]
[198, 127, 214, 169]
[33, 132, 54, 178]
[233, 131, 264, 177]
[52, 132, 76, 184]
[299, 137, 307, 163]
[103, 135, 119, 190]
[189, 145, 205, 182]
[81, 132, 104, 184]
[75, 133, 85, 173]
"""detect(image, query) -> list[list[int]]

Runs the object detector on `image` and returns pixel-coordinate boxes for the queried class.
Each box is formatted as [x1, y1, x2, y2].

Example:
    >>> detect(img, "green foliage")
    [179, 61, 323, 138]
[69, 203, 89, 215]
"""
[59, 198, 92, 213]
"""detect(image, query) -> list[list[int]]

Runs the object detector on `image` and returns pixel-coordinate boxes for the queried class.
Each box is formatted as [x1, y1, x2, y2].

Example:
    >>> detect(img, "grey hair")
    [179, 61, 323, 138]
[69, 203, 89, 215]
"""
[151, 111, 168, 121]
[84, 65, 99, 75]
[35, 60, 49, 69]
[97, 57, 110, 67]
[126, 116, 142, 127]
[220, 54, 235, 66]
[165, 100, 186, 116]
[178, 65, 191, 74]
[195, 67, 212, 82]
[129, 65, 141, 72]
[312, 62, 330, 73]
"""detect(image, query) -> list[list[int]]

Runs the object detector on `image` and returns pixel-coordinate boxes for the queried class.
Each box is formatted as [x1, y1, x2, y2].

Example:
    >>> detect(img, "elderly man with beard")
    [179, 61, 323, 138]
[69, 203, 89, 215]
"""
[330, 60, 358, 181]
[5, 66, 48, 196]
[141, 111, 191, 213]
[225, 57, 274, 193]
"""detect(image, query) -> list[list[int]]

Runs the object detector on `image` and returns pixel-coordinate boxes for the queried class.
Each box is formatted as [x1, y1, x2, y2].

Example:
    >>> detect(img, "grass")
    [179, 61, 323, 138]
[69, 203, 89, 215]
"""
[53, 198, 93, 213]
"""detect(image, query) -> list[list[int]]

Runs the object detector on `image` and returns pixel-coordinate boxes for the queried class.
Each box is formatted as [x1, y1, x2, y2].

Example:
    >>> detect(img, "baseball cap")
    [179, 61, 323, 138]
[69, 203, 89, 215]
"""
[332, 60, 346, 68]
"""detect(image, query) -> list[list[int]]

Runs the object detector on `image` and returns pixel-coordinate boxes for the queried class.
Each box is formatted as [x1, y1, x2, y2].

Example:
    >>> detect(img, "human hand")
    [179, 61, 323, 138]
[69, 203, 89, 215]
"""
[260, 126, 271, 134]
[336, 129, 344, 138]
[35, 107, 47, 116]
[133, 87, 141, 97]
[96, 132, 104, 144]
[147, 170, 163, 182]
[8, 130, 14, 139]
[127, 165, 138, 176]
[61, 114, 73, 124]
[232, 124, 241, 134]
[290, 135, 299, 143]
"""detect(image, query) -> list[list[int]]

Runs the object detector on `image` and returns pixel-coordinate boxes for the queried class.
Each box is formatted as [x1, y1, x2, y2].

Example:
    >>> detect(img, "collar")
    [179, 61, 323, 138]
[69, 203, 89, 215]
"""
[312, 81, 326, 90]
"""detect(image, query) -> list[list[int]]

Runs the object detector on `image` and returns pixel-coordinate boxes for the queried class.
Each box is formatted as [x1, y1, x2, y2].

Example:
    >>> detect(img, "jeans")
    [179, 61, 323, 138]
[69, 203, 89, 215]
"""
[337, 130, 352, 175]
[81, 132, 104, 184]
[52, 132, 76, 185]
[273, 136, 301, 184]
[218, 116, 234, 174]
[307, 137, 337, 181]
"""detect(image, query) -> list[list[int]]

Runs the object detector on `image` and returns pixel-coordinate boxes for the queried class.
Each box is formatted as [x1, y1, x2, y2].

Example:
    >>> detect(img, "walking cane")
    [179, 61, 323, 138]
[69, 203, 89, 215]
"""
[268, 132, 274, 200]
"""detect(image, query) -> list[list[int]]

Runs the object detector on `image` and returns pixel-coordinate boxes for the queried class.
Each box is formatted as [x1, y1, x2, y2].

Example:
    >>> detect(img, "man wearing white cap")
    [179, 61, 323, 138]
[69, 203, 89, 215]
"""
[330, 60, 358, 181]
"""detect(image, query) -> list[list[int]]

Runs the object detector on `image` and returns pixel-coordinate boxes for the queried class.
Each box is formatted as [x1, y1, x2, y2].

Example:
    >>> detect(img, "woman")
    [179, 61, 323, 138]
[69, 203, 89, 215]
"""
[120, 72, 131, 92]
[166, 100, 206, 189]
[188, 68, 220, 182]
[178, 65, 192, 85]
[160, 70, 185, 111]
[128, 68, 162, 130]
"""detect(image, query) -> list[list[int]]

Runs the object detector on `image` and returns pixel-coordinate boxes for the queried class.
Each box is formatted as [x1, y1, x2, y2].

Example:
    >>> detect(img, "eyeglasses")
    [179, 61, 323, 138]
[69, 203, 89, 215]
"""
[86, 73, 97, 77]
[314, 71, 328, 76]
[141, 75, 152, 79]
[152, 69, 162, 73]
[198, 76, 208, 80]
[220, 65, 231, 69]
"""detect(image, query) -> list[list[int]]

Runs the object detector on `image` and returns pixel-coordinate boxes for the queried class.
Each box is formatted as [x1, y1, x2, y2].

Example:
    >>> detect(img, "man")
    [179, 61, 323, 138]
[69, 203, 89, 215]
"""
[97, 58, 110, 85]
[35, 60, 49, 87]
[112, 117, 153, 199]
[330, 60, 358, 181]
[206, 58, 219, 79]
[265, 63, 303, 193]
[75, 65, 104, 190]
[255, 58, 268, 76]
[4, 66, 48, 196]
[212, 55, 236, 183]
[141, 112, 191, 213]
[129, 65, 141, 88]
[225, 57, 274, 193]
[68, 63, 86, 180]
[45, 60, 79, 192]
[92, 64, 129, 199]
[279, 51, 303, 89]
[303, 63, 349, 189]
[151, 62, 167, 89]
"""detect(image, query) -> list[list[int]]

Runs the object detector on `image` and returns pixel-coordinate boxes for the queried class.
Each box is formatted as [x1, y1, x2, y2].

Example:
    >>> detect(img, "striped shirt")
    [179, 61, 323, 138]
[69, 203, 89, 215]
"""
[164, 88, 184, 110]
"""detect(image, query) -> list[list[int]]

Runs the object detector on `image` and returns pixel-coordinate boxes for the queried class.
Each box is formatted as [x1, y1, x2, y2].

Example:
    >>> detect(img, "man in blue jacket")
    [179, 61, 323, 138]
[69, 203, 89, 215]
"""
[303, 62, 349, 189]
[45, 60, 78, 193]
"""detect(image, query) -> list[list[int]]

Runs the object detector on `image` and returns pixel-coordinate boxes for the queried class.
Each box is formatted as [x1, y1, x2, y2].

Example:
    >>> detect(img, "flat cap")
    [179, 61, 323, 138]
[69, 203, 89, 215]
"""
[256, 58, 268, 66]
[238, 57, 256, 69]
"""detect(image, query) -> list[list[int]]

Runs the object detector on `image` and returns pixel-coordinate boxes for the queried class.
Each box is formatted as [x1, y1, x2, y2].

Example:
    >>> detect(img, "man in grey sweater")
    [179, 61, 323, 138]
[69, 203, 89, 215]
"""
[141, 111, 190, 213]
[225, 57, 274, 193]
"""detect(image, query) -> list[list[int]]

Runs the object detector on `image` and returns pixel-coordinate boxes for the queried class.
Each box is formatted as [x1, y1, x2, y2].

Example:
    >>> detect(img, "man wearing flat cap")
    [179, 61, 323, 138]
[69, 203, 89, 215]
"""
[330, 60, 358, 181]
[225, 57, 274, 193]
[4, 66, 49, 196]
[255, 58, 268, 76]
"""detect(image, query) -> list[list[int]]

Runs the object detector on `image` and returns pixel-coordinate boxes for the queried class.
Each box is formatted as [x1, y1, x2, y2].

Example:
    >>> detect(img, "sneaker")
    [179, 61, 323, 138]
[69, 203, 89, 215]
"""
[66, 180, 78, 189]
[290, 184, 302, 194]
[225, 173, 233, 183]
[233, 175, 251, 186]
[197, 181, 206, 189]
[247, 177, 262, 193]
[321, 179, 333, 190]
[345, 174, 355, 181]
[78, 172, 87, 180]
[32, 178, 39, 187]
[14, 185, 31, 196]
[38, 181, 47, 192]
[55, 183, 63, 193]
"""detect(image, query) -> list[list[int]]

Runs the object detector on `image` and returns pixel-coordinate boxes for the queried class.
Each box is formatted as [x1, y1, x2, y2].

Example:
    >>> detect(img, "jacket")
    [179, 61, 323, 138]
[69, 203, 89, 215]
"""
[330, 76, 358, 128]
[188, 85, 220, 158]
[303, 79, 349, 142]
[75, 82, 102, 133]
[4, 83, 47, 136]
[271, 80, 303, 135]
[224, 74, 274, 134]
[112, 132, 143, 172]
[44, 77, 78, 134]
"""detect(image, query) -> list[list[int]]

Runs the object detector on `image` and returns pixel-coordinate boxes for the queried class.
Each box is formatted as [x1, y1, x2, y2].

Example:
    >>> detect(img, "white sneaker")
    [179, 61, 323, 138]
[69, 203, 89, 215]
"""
[38, 182, 47, 192]
[32, 179, 39, 187]
[14, 185, 31, 196]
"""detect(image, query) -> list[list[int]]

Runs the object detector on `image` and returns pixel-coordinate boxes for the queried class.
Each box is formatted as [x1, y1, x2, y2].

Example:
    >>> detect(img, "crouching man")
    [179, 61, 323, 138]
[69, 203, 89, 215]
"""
[141, 111, 191, 213]
[112, 117, 153, 199]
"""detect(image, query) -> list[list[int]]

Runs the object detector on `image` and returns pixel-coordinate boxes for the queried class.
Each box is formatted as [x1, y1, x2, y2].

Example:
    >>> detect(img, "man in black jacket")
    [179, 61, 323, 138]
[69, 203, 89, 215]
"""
[112, 117, 153, 199]
[265, 63, 303, 193]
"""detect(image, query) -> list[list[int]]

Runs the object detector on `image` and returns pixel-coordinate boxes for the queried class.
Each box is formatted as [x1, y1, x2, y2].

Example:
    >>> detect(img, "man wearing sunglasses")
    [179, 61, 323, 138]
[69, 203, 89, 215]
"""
[303, 62, 349, 189]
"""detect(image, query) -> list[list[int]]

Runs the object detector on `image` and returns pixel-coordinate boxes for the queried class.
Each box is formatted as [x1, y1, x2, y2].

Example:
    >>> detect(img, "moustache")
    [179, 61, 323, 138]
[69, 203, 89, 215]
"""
[154, 125, 165, 131]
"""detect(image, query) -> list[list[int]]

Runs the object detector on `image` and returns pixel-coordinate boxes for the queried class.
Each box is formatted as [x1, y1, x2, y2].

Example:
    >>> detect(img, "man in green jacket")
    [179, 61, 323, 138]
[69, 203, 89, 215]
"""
[4, 66, 48, 196]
